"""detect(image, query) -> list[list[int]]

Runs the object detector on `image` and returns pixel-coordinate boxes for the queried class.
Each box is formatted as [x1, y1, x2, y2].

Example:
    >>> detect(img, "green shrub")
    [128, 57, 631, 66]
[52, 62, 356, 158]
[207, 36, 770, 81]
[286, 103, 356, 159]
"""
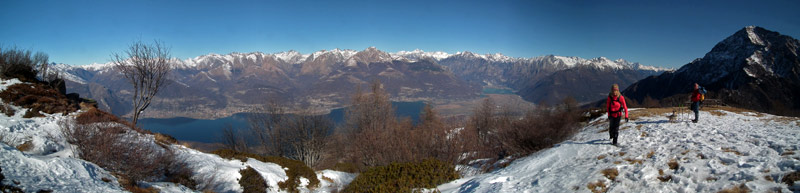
[239, 166, 268, 193]
[331, 162, 360, 173]
[211, 149, 320, 192]
[343, 158, 459, 193]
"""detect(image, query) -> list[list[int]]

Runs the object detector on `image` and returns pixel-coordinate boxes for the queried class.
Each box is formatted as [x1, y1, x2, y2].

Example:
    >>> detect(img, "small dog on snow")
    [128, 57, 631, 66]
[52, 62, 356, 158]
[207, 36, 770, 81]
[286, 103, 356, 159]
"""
[667, 110, 677, 122]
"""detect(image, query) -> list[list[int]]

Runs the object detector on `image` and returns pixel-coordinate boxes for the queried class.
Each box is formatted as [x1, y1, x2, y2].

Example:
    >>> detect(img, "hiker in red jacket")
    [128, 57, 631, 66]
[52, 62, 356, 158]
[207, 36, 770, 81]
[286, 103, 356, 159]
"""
[690, 83, 702, 123]
[606, 84, 628, 145]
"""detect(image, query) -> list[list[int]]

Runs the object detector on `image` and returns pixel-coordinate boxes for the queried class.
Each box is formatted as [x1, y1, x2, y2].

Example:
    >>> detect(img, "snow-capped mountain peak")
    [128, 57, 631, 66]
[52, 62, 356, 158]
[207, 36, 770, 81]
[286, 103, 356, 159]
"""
[273, 50, 309, 64]
[391, 49, 452, 61]
[746, 26, 766, 46]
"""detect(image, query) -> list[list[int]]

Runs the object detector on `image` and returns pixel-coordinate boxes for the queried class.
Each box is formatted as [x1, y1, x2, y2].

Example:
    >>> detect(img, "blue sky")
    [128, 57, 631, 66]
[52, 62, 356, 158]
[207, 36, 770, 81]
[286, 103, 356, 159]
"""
[1, 0, 799, 68]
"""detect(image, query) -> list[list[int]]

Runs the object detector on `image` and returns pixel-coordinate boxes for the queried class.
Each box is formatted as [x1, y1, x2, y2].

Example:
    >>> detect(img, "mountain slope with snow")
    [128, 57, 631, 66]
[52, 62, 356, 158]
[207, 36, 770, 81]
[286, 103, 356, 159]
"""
[623, 26, 800, 115]
[0, 78, 354, 193]
[438, 108, 800, 192]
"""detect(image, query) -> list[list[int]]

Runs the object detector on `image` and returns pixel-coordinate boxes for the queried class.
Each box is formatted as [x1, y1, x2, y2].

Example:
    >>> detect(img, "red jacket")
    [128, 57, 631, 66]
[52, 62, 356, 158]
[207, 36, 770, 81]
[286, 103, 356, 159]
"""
[607, 95, 628, 118]
[691, 89, 702, 102]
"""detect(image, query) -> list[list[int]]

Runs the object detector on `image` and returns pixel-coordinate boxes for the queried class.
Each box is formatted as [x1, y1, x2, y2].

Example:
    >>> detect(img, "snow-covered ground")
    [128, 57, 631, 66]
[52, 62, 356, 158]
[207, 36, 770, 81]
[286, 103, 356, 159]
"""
[0, 78, 355, 193]
[439, 108, 800, 192]
[1, 79, 125, 192]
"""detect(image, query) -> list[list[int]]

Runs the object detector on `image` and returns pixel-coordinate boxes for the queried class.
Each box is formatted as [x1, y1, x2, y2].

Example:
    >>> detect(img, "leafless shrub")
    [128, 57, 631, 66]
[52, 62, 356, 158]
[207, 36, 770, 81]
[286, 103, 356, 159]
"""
[221, 124, 247, 153]
[59, 119, 179, 186]
[248, 98, 285, 156]
[0, 47, 48, 82]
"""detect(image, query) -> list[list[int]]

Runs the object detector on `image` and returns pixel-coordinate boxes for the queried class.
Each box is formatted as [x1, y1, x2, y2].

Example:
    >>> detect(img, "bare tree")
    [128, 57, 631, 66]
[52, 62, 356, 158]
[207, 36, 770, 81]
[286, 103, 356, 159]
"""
[281, 112, 332, 168]
[111, 40, 172, 126]
[33, 52, 50, 81]
[248, 98, 285, 156]
[221, 124, 247, 152]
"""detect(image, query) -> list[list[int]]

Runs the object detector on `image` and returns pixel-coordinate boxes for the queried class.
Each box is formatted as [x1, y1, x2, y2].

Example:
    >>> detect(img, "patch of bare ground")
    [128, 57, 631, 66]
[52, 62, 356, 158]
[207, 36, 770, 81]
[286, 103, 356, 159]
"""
[717, 183, 750, 193]
[601, 168, 618, 181]
[586, 180, 607, 193]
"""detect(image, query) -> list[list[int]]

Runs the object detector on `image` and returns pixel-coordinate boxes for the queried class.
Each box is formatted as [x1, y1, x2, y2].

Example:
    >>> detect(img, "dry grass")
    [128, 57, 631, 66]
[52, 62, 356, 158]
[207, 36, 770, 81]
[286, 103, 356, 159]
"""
[704, 106, 759, 115]
[646, 150, 655, 159]
[766, 116, 800, 124]
[782, 151, 795, 156]
[618, 152, 626, 156]
[586, 180, 607, 193]
[613, 161, 622, 165]
[154, 133, 178, 145]
[320, 175, 334, 183]
[0, 83, 78, 117]
[15, 140, 33, 151]
[597, 155, 607, 160]
[709, 110, 726, 116]
[667, 159, 679, 170]
[656, 170, 672, 182]
[681, 149, 691, 155]
[717, 183, 750, 193]
[628, 108, 675, 120]
[706, 176, 718, 181]
[764, 175, 773, 181]
[601, 168, 618, 181]
[722, 147, 743, 156]
[624, 158, 643, 165]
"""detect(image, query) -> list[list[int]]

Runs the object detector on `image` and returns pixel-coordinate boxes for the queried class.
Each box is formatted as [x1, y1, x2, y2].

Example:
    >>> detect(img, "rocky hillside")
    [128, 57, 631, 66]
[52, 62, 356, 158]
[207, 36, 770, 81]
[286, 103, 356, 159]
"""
[623, 26, 800, 116]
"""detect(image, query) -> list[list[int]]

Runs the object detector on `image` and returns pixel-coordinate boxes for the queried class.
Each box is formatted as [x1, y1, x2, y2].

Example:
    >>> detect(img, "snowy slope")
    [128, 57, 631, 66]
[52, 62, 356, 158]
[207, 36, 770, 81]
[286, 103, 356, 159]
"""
[0, 78, 355, 193]
[438, 108, 800, 192]
[1, 79, 125, 192]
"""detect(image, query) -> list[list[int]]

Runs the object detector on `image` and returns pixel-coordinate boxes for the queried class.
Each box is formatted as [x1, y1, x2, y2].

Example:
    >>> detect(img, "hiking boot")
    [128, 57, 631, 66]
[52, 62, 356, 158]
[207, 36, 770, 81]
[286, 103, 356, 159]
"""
[692, 119, 698, 123]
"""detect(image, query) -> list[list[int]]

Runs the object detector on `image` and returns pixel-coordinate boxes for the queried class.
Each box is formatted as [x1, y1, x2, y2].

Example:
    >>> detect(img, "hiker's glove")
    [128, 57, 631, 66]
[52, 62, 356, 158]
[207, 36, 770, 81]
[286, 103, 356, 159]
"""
[625, 118, 629, 123]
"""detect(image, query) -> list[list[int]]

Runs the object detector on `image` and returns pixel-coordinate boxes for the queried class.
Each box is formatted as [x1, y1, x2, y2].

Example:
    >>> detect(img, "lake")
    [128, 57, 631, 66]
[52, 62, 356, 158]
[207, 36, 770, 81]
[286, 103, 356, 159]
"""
[139, 101, 426, 143]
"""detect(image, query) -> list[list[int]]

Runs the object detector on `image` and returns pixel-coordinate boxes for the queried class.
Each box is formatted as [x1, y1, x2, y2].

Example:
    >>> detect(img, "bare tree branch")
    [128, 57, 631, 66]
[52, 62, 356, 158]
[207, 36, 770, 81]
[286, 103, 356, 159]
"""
[111, 40, 172, 126]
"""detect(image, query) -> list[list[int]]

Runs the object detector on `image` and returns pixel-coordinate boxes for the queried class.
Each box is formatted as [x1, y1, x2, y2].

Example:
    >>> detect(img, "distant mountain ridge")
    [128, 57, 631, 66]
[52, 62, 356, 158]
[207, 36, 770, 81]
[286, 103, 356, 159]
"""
[55, 47, 668, 119]
[623, 26, 800, 115]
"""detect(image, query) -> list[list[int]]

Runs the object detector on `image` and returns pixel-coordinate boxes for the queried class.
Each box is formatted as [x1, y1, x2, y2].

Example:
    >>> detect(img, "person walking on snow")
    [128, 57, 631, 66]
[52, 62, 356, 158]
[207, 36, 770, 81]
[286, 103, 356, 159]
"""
[606, 84, 628, 145]
[690, 83, 703, 123]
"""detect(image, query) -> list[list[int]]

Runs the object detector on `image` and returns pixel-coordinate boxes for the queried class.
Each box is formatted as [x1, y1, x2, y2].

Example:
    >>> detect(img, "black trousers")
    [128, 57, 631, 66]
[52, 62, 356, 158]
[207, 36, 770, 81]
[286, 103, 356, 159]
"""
[691, 101, 700, 121]
[609, 116, 621, 144]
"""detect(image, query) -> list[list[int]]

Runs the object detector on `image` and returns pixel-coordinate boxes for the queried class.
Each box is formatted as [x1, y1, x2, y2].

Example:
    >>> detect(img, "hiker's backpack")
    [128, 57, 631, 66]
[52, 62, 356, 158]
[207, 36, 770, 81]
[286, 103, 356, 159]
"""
[699, 87, 707, 101]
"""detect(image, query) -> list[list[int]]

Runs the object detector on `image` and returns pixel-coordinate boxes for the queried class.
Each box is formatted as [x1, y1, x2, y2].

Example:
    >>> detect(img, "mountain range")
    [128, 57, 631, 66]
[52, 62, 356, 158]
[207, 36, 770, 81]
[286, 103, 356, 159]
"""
[54, 47, 668, 119]
[622, 26, 800, 116]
